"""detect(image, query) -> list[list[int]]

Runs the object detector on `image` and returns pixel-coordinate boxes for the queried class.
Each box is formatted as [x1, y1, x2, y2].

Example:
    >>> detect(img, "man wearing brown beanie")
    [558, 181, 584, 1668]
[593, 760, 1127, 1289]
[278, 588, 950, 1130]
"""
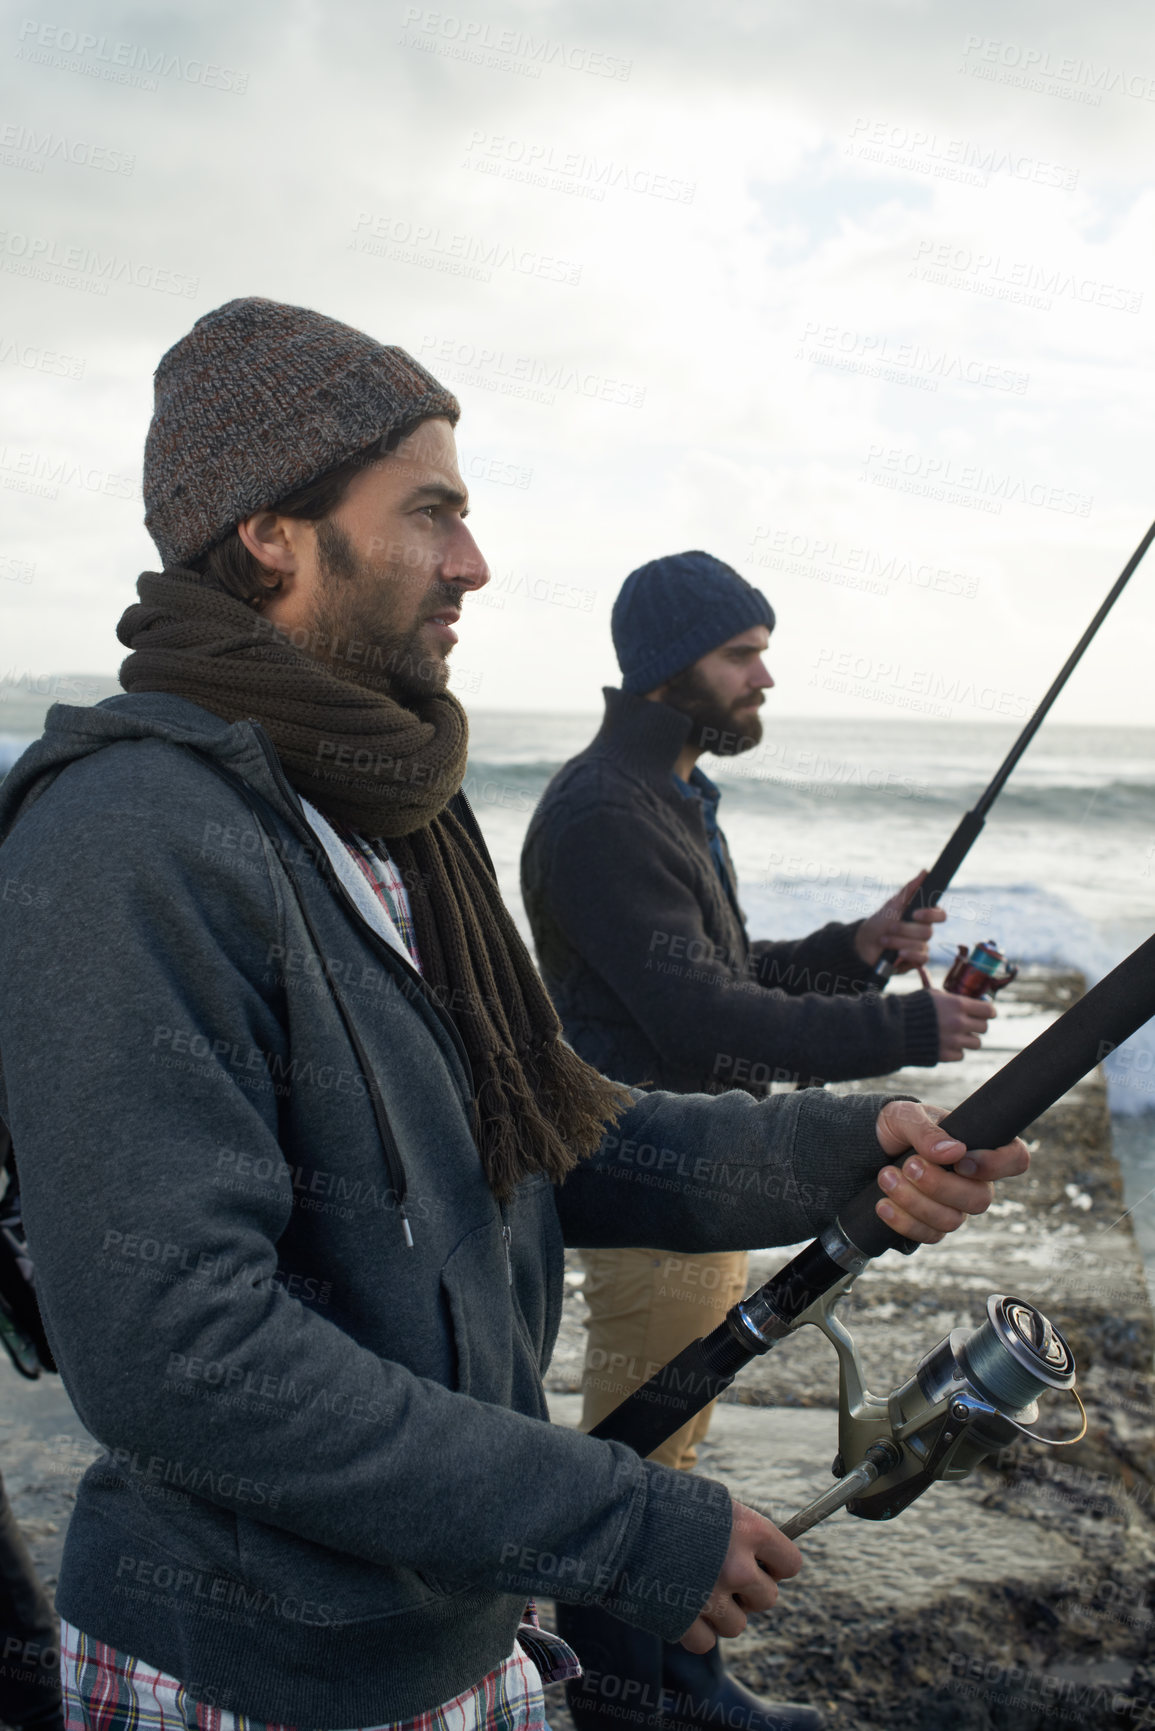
[0, 299, 1025, 1731]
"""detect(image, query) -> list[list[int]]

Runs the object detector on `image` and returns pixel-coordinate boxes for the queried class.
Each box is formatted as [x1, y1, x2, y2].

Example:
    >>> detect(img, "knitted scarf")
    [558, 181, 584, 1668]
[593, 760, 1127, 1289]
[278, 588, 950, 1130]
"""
[117, 568, 631, 1199]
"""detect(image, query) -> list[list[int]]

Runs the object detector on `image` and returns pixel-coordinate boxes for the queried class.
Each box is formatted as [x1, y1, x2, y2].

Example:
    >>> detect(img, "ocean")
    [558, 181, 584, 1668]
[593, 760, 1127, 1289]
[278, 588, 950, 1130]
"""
[472, 710, 1155, 1297]
[2, 705, 1153, 1280]
[464, 711, 1155, 1015]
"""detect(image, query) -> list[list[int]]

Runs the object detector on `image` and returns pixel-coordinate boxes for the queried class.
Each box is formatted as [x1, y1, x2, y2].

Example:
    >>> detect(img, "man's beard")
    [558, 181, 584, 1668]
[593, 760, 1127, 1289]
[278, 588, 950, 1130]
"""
[302, 518, 458, 706]
[661, 664, 764, 755]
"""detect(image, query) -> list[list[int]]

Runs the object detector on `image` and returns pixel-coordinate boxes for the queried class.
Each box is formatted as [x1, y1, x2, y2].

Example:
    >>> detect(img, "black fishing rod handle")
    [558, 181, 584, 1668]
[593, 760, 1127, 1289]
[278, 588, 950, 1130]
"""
[869, 809, 987, 987]
[588, 1317, 755, 1454]
[843, 931, 1155, 1256]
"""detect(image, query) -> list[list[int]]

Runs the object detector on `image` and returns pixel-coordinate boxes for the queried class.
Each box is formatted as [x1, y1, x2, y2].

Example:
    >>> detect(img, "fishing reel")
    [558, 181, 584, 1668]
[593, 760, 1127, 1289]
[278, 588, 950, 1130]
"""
[943, 939, 1018, 999]
[780, 1288, 1085, 1539]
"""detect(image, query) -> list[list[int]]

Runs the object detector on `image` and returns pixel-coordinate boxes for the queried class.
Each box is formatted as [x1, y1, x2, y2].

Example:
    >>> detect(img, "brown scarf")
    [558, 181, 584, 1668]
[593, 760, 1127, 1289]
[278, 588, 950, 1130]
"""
[117, 568, 630, 1199]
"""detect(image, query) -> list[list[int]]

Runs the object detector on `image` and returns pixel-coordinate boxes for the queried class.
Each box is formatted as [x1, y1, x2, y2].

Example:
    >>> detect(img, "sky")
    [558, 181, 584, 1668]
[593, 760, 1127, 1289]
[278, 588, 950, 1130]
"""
[2, 0, 1154, 719]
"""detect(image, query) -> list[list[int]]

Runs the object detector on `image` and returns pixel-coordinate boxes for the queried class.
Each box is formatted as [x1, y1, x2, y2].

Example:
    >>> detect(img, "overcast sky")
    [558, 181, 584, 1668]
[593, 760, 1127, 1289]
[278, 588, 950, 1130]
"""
[2, 0, 1154, 719]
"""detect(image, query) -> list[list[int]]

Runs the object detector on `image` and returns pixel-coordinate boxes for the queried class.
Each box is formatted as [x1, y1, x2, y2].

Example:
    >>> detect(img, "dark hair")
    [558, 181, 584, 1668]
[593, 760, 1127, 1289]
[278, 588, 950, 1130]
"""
[187, 421, 422, 607]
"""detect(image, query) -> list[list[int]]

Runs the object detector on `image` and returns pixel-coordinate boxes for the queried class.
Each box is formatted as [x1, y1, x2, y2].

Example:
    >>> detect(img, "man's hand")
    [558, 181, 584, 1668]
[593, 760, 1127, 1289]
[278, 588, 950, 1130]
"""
[854, 869, 945, 971]
[680, 1500, 801, 1652]
[932, 987, 995, 1060]
[871, 1099, 1030, 1243]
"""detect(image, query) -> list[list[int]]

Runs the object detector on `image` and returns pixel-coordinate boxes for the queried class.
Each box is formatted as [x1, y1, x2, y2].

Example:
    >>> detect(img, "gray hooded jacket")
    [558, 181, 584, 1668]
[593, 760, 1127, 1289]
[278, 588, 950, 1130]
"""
[0, 694, 895, 1723]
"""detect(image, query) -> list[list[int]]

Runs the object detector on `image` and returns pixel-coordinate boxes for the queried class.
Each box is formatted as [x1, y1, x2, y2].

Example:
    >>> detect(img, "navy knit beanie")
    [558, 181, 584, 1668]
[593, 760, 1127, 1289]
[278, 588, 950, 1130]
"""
[612, 551, 775, 695]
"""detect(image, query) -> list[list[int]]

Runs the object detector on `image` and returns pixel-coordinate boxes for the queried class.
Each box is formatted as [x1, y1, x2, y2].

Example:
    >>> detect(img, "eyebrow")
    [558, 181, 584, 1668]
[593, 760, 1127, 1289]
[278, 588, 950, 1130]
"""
[401, 481, 470, 516]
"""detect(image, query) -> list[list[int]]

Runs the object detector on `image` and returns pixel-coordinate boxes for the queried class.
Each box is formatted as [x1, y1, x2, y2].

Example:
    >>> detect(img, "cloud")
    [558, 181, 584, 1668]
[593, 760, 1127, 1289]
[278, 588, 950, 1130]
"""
[2, 0, 1152, 718]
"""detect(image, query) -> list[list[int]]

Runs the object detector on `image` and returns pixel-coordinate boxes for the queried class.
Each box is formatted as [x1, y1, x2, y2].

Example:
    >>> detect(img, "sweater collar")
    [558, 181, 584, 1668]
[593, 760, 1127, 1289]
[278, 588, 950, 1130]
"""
[590, 686, 695, 785]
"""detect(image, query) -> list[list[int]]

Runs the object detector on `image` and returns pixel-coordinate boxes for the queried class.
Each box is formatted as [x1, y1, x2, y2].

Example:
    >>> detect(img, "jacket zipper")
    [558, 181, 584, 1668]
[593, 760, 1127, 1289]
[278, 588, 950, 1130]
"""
[501, 1207, 547, 1368]
[245, 723, 476, 1102]
[190, 727, 459, 1251]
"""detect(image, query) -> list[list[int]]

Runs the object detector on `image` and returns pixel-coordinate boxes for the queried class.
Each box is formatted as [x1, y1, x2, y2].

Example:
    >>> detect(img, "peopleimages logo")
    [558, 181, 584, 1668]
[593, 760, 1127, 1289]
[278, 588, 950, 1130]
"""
[399, 8, 631, 81]
[749, 526, 980, 602]
[810, 649, 1029, 721]
[418, 335, 646, 410]
[15, 19, 249, 92]
[860, 443, 1093, 518]
[0, 231, 197, 298]
[911, 239, 1142, 314]
[959, 34, 1155, 106]
[463, 130, 695, 204]
[0, 122, 135, 175]
[350, 211, 582, 287]
[0, 445, 137, 501]
[846, 116, 1078, 190]
[0, 334, 85, 377]
[795, 321, 1029, 396]
[114, 1555, 340, 1625]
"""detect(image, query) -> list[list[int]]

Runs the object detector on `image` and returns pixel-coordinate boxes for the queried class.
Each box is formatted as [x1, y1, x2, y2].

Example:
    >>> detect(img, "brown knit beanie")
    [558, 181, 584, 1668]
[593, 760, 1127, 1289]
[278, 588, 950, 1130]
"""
[142, 297, 461, 568]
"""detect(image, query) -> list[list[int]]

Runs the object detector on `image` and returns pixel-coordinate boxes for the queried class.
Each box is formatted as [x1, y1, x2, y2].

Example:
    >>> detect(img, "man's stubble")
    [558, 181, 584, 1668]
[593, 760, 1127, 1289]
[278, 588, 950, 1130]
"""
[305, 518, 457, 705]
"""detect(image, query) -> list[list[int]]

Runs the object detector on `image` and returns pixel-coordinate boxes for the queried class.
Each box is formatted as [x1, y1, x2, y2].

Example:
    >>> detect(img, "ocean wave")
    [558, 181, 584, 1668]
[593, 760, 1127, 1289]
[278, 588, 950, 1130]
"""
[711, 774, 1155, 826]
[702, 868, 1155, 1110]
[461, 759, 1155, 828]
[744, 874, 1155, 1114]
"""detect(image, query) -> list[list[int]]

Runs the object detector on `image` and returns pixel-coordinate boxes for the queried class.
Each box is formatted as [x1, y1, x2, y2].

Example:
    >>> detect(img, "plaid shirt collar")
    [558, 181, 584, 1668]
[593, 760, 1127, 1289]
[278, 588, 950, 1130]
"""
[326, 818, 423, 974]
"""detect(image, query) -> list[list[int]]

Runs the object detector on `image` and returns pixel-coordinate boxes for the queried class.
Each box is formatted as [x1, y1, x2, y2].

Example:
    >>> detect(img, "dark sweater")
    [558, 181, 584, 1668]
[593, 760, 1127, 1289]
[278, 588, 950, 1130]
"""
[521, 689, 940, 1092]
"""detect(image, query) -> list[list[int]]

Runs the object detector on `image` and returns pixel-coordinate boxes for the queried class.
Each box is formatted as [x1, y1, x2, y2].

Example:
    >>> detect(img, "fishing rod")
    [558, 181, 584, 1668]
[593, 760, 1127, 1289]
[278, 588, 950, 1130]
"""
[870, 516, 1155, 986]
[592, 931, 1155, 1530]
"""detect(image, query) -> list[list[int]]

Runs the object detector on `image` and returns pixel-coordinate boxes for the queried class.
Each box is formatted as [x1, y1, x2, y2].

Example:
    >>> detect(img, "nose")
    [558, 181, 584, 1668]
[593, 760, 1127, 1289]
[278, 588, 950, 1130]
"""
[442, 519, 490, 592]
[753, 659, 774, 691]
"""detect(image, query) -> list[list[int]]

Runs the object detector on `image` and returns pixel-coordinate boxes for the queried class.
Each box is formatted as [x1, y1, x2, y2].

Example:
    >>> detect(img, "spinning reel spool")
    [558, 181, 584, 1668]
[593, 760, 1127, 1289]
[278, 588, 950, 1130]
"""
[780, 1292, 1084, 1540]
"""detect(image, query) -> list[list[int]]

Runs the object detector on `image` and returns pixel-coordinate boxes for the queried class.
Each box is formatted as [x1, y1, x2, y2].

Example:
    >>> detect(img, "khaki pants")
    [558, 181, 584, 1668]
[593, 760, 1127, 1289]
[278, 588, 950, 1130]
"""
[577, 1246, 750, 1472]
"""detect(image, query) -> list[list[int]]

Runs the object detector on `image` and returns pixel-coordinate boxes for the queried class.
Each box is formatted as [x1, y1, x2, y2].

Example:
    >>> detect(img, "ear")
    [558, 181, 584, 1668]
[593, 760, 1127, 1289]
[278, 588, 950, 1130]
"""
[237, 510, 310, 589]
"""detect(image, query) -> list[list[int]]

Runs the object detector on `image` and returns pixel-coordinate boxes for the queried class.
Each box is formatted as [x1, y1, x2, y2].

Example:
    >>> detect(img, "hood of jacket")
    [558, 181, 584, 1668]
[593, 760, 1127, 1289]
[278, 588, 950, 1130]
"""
[0, 691, 298, 843]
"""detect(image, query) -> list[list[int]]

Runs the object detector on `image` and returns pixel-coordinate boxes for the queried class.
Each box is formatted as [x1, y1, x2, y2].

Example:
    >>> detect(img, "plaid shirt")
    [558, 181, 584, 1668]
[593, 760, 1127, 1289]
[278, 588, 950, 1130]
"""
[329, 820, 423, 972]
[61, 1609, 579, 1730]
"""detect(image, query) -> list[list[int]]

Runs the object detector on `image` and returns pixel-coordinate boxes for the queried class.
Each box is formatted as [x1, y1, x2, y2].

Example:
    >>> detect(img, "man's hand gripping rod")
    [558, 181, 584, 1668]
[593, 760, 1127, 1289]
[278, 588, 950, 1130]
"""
[871, 517, 1155, 986]
[591, 935, 1155, 1524]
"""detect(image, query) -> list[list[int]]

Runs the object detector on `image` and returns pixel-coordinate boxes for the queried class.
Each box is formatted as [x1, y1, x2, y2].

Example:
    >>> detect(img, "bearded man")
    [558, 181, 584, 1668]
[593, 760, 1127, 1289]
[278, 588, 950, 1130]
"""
[520, 550, 994, 1731]
[0, 310, 1022, 1731]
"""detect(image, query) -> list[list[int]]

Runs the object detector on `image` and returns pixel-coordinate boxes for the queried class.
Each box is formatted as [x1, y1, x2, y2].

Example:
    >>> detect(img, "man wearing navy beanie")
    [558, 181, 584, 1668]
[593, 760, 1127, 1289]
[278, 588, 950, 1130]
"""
[521, 550, 993, 1731]
[612, 550, 778, 697]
